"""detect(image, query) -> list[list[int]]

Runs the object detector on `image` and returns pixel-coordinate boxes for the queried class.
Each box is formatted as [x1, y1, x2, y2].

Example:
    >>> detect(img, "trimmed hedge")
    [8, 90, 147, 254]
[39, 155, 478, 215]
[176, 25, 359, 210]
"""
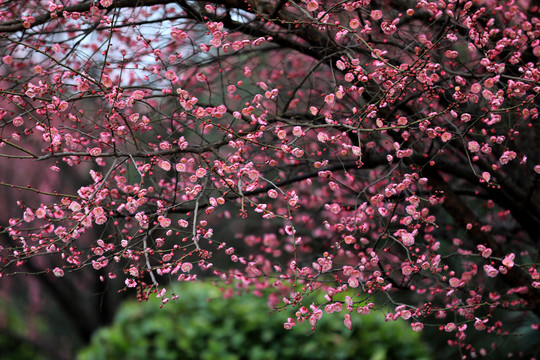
[78, 283, 431, 360]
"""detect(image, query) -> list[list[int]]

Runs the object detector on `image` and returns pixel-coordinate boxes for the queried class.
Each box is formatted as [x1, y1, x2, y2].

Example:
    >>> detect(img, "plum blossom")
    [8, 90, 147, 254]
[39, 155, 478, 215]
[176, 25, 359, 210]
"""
[23, 208, 35, 222]
[440, 132, 452, 142]
[449, 277, 460, 288]
[88, 147, 102, 156]
[306, 1, 318, 11]
[468, 141, 480, 152]
[158, 215, 171, 228]
[344, 314, 352, 329]
[371, 10, 383, 20]
[317, 132, 329, 142]
[52, 267, 64, 277]
[444, 323, 457, 332]
[344, 235, 355, 244]
[394, 229, 415, 246]
[502, 253, 515, 268]
[178, 219, 189, 228]
[12, 117, 23, 127]
[158, 160, 171, 171]
[324, 93, 335, 105]
[474, 318, 487, 331]
[470, 83, 482, 93]
[402, 265, 413, 276]
[195, 167, 207, 178]
[284, 318, 295, 330]
[326, 203, 341, 214]
[348, 277, 359, 288]
[483, 264, 498, 277]
[181, 263, 193, 273]
[132, 90, 144, 100]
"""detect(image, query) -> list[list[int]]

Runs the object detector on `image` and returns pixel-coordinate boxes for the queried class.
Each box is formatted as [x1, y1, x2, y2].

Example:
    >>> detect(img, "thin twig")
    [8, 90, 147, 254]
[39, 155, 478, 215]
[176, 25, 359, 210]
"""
[142, 226, 159, 287]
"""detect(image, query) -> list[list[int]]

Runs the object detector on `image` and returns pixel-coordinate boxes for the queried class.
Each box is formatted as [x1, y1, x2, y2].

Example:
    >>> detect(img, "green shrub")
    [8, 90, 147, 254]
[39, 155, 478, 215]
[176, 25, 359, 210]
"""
[78, 282, 431, 360]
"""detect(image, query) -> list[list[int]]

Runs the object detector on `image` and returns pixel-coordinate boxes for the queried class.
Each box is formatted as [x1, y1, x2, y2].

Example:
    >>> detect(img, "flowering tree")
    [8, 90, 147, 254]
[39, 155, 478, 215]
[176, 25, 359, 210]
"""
[1, 0, 539, 357]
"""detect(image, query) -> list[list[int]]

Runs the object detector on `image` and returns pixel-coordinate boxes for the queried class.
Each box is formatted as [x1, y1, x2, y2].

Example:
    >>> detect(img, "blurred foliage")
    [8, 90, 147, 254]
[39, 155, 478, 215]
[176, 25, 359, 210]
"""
[0, 333, 48, 360]
[78, 282, 432, 360]
[0, 298, 49, 360]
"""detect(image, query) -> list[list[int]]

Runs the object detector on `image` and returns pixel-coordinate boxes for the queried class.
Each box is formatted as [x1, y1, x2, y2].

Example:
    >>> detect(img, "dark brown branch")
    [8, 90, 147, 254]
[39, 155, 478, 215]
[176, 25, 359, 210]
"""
[0, 0, 180, 33]
[425, 169, 540, 319]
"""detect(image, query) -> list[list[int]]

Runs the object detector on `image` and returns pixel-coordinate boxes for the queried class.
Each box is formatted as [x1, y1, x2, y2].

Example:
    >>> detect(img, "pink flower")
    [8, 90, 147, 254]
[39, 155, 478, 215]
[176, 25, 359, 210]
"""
[470, 83, 482, 93]
[411, 322, 424, 332]
[468, 141, 480, 152]
[12, 116, 24, 127]
[440, 132, 452, 142]
[344, 314, 352, 329]
[444, 323, 456, 332]
[402, 265, 413, 276]
[344, 235, 355, 244]
[196, 73, 207, 82]
[53, 267, 64, 277]
[132, 90, 144, 100]
[371, 10, 383, 20]
[482, 89, 493, 100]
[400, 231, 415, 246]
[102, 74, 112, 87]
[284, 318, 295, 329]
[176, 163, 187, 172]
[445, 50, 458, 59]
[483, 264, 498, 277]
[502, 253, 515, 268]
[247, 169, 259, 181]
[449, 277, 460, 288]
[349, 18, 360, 29]
[195, 167, 207, 178]
[381, 21, 397, 35]
[57, 101, 68, 112]
[461, 113, 471, 122]
[324, 93, 335, 105]
[35, 207, 46, 219]
[306, 1, 318, 11]
[158, 160, 171, 171]
[317, 132, 329, 142]
[158, 216, 171, 228]
[181, 263, 193, 273]
[474, 318, 487, 331]
[165, 70, 177, 81]
[400, 310, 412, 320]
[326, 203, 341, 214]
[88, 147, 102, 156]
[23, 208, 35, 222]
